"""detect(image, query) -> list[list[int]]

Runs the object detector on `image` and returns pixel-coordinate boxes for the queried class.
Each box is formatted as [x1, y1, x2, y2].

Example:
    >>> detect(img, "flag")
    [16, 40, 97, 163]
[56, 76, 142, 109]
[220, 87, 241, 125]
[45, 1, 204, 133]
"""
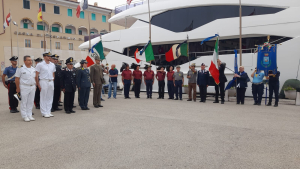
[37, 7, 43, 21]
[136, 41, 155, 62]
[86, 54, 95, 67]
[76, 0, 88, 18]
[165, 41, 187, 62]
[87, 41, 105, 67]
[3, 13, 11, 29]
[225, 50, 238, 90]
[201, 34, 219, 45]
[127, 0, 132, 5]
[134, 48, 141, 63]
[209, 37, 220, 85]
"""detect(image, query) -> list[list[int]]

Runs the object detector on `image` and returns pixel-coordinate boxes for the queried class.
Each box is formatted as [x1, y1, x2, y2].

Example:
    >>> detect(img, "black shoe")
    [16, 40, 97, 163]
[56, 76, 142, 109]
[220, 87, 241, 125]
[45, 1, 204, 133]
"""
[267, 103, 272, 106]
[58, 104, 63, 106]
[55, 108, 62, 111]
[254, 102, 258, 105]
[16, 109, 19, 112]
[213, 101, 219, 103]
[150, 96, 152, 99]
[127, 97, 131, 99]
[199, 100, 204, 102]
[174, 98, 178, 100]
[221, 101, 224, 104]
[168, 98, 172, 99]
[162, 98, 164, 99]
[71, 110, 76, 113]
[157, 97, 161, 99]
[10, 109, 18, 113]
[237, 102, 240, 105]
[137, 96, 140, 98]
[94, 105, 99, 108]
[66, 111, 71, 114]
[36, 106, 40, 109]
[241, 103, 244, 105]
[98, 105, 103, 107]
[257, 103, 261, 106]
[101, 98, 105, 101]
[180, 98, 183, 100]
[51, 109, 55, 112]
[86, 107, 90, 110]
[187, 99, 192, 101]
[274, 104, 278, 107]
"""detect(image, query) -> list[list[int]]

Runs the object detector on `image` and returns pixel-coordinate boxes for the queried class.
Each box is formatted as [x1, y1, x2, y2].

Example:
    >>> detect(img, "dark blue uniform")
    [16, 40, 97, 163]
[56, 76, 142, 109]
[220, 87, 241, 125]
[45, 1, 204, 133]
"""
[236, 71, 249, 104]
[197, 69, 210, 102]
[60, 68, 76, 113]
[52, 64, 62, 110]
[3, 66, 18, 111]
[268, 71, 280, 106]
[76, 68, 91, 109]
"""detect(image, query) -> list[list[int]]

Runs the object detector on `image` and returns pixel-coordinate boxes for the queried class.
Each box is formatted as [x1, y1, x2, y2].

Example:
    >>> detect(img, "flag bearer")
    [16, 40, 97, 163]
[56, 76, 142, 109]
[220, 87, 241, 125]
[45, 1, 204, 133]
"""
[197, 63, 210, 103]
[61, 57, 76, 114]
[173, 65, 184, 100]
[121, 63, 132, 99]
[51, 54, 62, 112]
[267, 69, 280, 107]
[251, 68, 265, 105]
[187, 63, 197, 102]
[76, 60, 91, 110]
[167, 66, 175, 99]
[132, 64, 142, 98]
[15, 56, 36, 122]
[214, 59, 227, 104]
[34, 58, 42, 109]
[234, 66, 249, 105]
[2, 56, 19, 113]
[143, 65, 155, 99]
[35, 52, 56, 118]
[156, 66, 166, 99]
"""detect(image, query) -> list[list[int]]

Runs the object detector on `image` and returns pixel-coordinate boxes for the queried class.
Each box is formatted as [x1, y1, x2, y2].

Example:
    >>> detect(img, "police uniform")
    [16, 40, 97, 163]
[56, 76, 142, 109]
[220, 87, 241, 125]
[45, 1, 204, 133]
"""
[76, 60, 91, 110]
[268, 70, 280, 107]
[214, 62, 228, 104]
[173, 66, 184, 100]
[61, 57, 76, 114]
[197, 64, 210, 102]
[76, 63, 84, 104]
[121, 63, 132, 99]
[15, 62, 36, 121]
[156, 66, 166, 99]
[3, 56, 19, 113]
[34, 58, 43, 109]
[252, 71, 265, 105]
[51, 54, 62, 112]
[143, 65, 154, 99]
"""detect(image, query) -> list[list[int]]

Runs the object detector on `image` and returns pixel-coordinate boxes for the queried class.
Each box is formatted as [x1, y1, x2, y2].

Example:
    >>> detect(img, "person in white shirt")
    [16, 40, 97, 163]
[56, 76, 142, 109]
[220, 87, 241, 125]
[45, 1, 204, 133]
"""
[15, 56, 36, 122]
[35, 52, 56, 118]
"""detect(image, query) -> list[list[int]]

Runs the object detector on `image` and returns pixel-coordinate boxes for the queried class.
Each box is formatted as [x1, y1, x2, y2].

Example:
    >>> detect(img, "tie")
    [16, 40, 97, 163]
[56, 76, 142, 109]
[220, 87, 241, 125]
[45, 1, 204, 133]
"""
[202, 70, 204, 74]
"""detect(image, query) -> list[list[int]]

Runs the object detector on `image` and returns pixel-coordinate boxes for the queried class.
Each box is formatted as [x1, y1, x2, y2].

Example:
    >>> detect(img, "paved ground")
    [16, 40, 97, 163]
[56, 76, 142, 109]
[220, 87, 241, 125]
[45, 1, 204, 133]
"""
[1, 86, 300, 169]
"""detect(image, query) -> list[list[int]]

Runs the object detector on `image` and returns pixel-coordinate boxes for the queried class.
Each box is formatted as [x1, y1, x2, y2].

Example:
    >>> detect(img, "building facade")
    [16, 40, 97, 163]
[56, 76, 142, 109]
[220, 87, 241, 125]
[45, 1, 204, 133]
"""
[0, 0, 112, 70]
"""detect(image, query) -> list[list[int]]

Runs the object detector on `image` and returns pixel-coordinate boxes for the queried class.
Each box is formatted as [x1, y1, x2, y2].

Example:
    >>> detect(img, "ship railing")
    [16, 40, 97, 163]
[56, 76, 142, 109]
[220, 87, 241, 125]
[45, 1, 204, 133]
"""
[115, 0, 145, 14]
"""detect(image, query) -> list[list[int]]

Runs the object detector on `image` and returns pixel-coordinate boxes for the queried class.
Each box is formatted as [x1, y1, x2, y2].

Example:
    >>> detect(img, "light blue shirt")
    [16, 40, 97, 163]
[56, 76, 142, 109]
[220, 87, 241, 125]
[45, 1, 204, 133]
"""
[253, 72, 264, 84]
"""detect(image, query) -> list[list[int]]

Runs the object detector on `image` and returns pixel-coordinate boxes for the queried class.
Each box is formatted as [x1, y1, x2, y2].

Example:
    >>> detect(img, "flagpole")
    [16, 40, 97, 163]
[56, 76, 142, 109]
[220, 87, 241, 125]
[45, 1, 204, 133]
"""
[239, 0, 242, 66]
[187, 34, 190, 66]
[147, 0, 151, 66]
[88, 10, 91, 50]
[9, 9, 13, 57]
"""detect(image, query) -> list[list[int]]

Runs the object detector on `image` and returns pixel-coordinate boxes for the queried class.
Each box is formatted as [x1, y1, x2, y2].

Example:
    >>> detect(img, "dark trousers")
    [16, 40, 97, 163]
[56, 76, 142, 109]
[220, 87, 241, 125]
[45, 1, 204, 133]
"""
[175, 80, 183, 99]
[52, 85, 60, 109]
[34, 85, 40, 107]
[146, 80, 153, 97]
[124, 79, 131, 98]
[215, 82, 225, 102]
[134, 79, 141, 97]
[79, 87, 90, 109]
[199, 85, 207, 101]
[8, 82, 18, 110]
[252, 84, 264, 104]
[64, 91, 75, 111]
[269, 82, 279, 104]
[158, 80, 165, 98]
[237, 88, 246, 104]
[167, 81, 174, 99]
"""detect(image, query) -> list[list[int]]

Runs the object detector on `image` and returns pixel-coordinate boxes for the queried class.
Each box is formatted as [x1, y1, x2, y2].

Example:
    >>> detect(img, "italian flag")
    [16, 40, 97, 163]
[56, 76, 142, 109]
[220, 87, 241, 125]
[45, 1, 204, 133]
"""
[165, 41, 187, 62]
[86, 41, 105, 67]
[209, 37, 220, 85]
[134, 48, 141, 63]
[136, 41, 155, 62]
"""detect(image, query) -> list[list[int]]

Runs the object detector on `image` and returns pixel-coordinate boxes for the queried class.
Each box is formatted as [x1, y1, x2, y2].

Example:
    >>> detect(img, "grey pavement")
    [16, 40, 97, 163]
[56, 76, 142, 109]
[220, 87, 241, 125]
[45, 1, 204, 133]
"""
[1, 86, 300, 169]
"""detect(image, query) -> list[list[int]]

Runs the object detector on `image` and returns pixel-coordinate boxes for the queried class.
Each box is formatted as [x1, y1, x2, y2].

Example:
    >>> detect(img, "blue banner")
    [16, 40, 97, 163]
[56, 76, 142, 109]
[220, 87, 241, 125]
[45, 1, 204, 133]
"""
[257, 44, 277, 76]
[200, 34, 219, 45]
[225, 50, 238, 90]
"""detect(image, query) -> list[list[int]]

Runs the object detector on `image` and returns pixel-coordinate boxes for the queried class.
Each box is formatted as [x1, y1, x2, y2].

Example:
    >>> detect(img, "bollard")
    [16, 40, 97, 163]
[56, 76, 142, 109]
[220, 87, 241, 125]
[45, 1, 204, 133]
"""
[296, 92, 300, 106]
[225, 90, 229, 102]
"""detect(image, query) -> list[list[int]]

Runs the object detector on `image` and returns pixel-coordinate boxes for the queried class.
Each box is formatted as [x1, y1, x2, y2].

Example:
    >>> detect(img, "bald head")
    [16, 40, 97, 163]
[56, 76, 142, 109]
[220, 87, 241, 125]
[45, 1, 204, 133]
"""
[111, 64, 115, 69]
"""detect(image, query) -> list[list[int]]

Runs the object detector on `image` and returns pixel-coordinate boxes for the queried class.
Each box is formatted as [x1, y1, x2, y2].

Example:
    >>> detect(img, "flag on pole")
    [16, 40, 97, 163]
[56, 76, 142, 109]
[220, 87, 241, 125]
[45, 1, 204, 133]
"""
[87, 41, 105, 67]
[208, 36, 220, 85]
[76, 0, 88, 18]
[165, 41, 188, 62]
[136, 41, 155, 62]
[127, 0, 133, 5]
[225, 50, 238, 90]
[201, 34, 219, 45]
[134, 48, 141, 63]
[3, 13, 11, 29]
[37, 7, 43, 21]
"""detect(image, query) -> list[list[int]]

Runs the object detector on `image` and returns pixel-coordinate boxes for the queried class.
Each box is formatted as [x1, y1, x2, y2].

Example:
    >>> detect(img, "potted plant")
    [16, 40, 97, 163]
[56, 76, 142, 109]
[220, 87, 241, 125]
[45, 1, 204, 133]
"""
[284, 86, 296, 100]
[228, 87, 236, 97]
[182, 85, 189, 94]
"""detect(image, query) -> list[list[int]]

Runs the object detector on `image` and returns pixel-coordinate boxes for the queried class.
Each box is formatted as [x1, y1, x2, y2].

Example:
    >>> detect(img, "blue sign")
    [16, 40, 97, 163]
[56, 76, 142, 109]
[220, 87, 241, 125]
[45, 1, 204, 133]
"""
[257, 44, 277, 76]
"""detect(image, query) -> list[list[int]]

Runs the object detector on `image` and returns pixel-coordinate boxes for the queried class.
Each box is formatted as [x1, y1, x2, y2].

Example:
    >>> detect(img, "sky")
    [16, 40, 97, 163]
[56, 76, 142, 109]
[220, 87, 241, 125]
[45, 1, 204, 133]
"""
[88, 0, 126, 9]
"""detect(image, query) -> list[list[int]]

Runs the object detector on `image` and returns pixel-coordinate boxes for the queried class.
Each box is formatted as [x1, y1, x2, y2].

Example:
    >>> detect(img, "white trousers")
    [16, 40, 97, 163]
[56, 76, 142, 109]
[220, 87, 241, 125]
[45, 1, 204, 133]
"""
[39, 80, 54, 116]
[20, 85, 36, 118]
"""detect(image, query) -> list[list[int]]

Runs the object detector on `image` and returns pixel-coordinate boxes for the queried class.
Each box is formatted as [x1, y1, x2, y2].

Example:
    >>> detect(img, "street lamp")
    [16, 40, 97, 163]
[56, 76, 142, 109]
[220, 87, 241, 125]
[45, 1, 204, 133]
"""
[13, 21, 19, 66]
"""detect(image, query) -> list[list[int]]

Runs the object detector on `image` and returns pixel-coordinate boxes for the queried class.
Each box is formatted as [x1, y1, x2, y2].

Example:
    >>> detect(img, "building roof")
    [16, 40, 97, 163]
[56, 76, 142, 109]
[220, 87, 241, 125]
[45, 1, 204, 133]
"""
[63, 0, 113, 12]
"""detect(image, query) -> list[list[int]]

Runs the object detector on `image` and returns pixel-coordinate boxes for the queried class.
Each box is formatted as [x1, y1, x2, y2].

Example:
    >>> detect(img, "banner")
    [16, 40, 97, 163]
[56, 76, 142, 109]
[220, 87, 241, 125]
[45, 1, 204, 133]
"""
[257, 44, 277, 76]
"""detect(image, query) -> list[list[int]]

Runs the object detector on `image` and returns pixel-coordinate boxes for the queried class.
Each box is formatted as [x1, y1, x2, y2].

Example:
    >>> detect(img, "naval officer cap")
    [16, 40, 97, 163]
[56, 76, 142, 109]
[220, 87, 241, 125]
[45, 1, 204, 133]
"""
[51, 54, 59, 60]
[201, 63, 205, 66]
[65, 57, 74, 65]
[34, 57, 43, 62]
[80, 59, 88, 64]
[43, 52, 51, 57]
[9, 56, 18, 61]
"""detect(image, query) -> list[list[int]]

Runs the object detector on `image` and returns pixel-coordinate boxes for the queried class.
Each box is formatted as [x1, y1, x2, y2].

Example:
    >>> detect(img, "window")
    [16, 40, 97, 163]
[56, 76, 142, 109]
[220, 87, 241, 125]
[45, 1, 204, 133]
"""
[91, 13, 96, 21]
[37, 25, 44, 30]
[41, 41, 46, 48]
[102, 15, 106, 22]
[39, 3, 45, 12]
[80, 11, 84, 19]
[25, 39, 31, 48]
[151, 6, 285, 33]
[55, 42, 60, 49]
[79, 30, 82, 35]
[65, 28, 72, 34]
[52, 27, 59, 32]
[69, 43, 73, 50]
[54, 6, 60, 14]
[90, 32, 94, 35]
[68, 9, 72, 17]
[23, 23, 28, 29]
[23, 0, 30, 9]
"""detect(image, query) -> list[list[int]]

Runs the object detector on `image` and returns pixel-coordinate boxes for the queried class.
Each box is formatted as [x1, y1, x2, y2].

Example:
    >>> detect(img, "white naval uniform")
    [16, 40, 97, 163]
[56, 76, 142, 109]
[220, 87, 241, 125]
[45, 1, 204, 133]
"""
[15, 65, 36, 119]
[35, 61, 56, 116]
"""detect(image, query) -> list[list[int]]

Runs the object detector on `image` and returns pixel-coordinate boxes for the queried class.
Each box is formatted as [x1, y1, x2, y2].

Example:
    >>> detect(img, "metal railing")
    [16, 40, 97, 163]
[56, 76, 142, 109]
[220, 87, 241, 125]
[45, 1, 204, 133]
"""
[115, 0, 145, 14]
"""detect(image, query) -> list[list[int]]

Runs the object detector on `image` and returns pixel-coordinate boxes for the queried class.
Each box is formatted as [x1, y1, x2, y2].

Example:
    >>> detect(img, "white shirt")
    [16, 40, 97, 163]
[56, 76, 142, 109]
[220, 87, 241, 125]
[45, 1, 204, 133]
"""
[15, 65, 36, 86]
[35, 61, 56, 80]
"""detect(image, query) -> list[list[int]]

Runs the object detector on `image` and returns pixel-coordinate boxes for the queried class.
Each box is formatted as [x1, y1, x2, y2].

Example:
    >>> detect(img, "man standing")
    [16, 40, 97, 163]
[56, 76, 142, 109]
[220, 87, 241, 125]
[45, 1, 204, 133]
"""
[167, 66, 175, 100]
[34, 58, 42, 109]
[251, 68, 265, 105]
[214, 59, 227, 104]
[197, 63, 210, 103]
[61, 57, 76, 114]
[267, 69, 280, 107]
[156, 66, 166, 99]
[51, 54, 62, 112]
[234, 66, 249, 105]
[35, 52, 56, 118]
[187, 63, 197, 102]
[108, 64, 118, 99]
[143, 65, 154, 99]
[2, 56, 19, 113]
[15, 56, 36, 122]
[132, 64, 142, 98]
[76, 60, 91, 110]
[173, 65, 184, 100]
[121, 63, 132, 99]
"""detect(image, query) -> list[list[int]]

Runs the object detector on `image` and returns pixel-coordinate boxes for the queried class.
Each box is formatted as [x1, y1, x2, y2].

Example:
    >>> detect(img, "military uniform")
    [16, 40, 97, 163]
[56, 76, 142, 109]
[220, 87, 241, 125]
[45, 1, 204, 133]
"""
[76, 60, 91, 110]
[34, 58, 43, 109]
[90, 56, 104, 108]
[51, 54, 62, 112]
[187, 64, 197, 101]
[60, 57, 76, 114]
[197, 66, 210, 102]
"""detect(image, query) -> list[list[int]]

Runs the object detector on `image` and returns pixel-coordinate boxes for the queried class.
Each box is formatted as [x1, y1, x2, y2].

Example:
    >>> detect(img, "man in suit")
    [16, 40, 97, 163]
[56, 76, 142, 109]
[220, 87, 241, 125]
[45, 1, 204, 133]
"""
[60, 57, 76, 114]
[77, 60, 91, 110]
[267, 69, 280, 107]
[197, 63, 210, 103]
[51, 54, 62, 112]
[234, 66, 249, 105]
[214, 59, 227, 104]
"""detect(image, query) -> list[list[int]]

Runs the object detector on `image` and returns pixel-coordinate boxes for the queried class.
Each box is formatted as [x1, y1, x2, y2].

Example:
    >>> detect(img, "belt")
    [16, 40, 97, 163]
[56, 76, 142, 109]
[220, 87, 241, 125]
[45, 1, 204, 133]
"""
[124, 79, 131, 80]
[253, 82, 263, 85]
[40, 79, 53, 82]
[21, 84, 35, 87]
[7, 81, 15, 83]
[175, 80, 182, 81]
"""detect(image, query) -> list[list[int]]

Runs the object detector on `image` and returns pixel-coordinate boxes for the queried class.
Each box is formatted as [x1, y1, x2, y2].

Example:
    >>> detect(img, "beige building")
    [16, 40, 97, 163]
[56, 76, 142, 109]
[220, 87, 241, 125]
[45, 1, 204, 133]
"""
[0, 0, 113, 71]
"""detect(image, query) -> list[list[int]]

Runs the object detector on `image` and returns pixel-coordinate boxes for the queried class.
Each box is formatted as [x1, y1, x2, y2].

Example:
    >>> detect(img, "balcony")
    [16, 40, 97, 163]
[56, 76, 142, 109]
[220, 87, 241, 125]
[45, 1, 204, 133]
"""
[115, 0, 145, 14]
